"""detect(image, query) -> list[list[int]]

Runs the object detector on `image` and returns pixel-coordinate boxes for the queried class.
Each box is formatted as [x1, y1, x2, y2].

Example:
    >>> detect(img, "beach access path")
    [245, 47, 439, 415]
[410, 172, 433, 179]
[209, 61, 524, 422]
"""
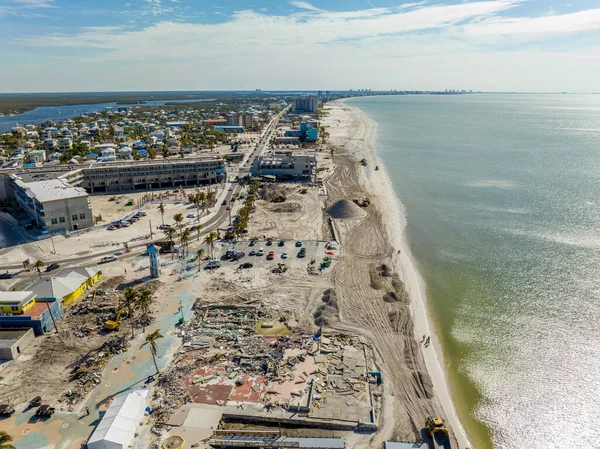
[321, 101, 470, 449]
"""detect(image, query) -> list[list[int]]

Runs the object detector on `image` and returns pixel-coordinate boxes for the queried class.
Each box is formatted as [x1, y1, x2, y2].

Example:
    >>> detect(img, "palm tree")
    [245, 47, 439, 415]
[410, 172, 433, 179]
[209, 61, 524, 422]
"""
[137, 290, 153, 332]
[0, 431, 16, 449]
[196, 248, 205, 271]
[203, 233, 216, 259]
[197, 191, 207, 217]
[142, 330, 164, 374]
[179, 228, 191, 255]
[173, 213, 184, 237]
[157, 202, 165, 226]
[33, 260, 44, 278]
[194, 224, 202, 241]
[164, 226, 177, 260]
[123, 288, 138, 340]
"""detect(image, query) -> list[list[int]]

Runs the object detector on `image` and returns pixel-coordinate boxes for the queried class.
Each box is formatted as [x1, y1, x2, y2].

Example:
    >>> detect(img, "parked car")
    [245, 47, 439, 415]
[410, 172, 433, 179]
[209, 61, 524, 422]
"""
[0, 404, 15, 416]
[232, 251, 245, 260]
[281, 252, 288, 259]
[205, 260, 221, 269]
[278, 240, 285, 247]
[249, 249, 257, 256]
[100, 255, 118, 264]
[45, 263, 60, 272]
[239, 262, 253, 269]
[267, 251, 275, 260]
[266, 238, 273, 246]
[0, 272, 15, 279]
[295, 240, 303, 247]
[249, 240, 257, 247]
[257, 248, 264, 256]
[187, 214, 195, 219]
[298, 248, 306, 258]
[139, 211, 147, 216]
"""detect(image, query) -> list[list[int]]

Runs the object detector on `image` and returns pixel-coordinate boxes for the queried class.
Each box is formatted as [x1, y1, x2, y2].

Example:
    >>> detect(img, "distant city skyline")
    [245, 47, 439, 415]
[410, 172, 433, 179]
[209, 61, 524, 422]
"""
[2, 0, 600, 93]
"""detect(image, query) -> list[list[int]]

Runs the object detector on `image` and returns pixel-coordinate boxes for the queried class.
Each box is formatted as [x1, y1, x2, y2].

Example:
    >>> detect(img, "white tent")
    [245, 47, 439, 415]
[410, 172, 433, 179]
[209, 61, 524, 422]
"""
[87, 390, 148, 449]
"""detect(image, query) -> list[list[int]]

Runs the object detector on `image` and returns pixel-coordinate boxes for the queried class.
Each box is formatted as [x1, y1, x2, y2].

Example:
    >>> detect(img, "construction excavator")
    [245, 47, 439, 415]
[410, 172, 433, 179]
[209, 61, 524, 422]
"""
[425, 416, 451, 449]
[105, 307, 126, 330]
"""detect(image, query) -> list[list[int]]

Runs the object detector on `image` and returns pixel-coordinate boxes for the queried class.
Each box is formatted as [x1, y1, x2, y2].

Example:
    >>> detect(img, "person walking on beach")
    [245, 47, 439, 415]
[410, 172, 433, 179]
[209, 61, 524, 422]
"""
[85, 406, 89, 416]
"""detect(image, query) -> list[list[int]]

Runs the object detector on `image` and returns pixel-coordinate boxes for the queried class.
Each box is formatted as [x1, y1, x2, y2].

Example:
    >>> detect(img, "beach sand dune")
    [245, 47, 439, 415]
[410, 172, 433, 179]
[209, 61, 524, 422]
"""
[322, 102, 470, 449]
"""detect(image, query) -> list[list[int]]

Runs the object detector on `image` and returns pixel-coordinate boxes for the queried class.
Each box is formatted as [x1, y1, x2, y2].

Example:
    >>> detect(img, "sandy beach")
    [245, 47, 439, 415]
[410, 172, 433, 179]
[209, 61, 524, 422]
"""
[322, 100, 471, 448]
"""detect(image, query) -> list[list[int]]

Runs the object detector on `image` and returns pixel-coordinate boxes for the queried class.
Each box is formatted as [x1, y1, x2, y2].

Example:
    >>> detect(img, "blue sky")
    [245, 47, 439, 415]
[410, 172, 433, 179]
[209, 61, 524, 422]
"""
[1, 0, 600, 92]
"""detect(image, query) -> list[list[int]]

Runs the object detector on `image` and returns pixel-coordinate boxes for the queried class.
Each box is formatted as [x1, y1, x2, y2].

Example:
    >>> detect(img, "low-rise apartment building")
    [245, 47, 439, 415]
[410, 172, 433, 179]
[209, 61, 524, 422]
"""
[251, 152, 316, 180]
[80, 157, 225, 193]
[10, 175, 93, 232]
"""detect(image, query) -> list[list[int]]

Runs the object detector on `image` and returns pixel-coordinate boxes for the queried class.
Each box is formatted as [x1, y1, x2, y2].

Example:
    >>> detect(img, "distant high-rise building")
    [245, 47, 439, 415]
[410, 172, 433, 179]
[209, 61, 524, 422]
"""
[294, 96, 318, 114]
[239, 113, 254, 129]
[226, 113, 239, 126]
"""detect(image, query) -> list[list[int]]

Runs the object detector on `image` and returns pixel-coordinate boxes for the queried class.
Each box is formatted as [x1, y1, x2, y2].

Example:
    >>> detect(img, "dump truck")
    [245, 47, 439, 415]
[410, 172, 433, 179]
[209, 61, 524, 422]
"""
[425, 416, 451, 449]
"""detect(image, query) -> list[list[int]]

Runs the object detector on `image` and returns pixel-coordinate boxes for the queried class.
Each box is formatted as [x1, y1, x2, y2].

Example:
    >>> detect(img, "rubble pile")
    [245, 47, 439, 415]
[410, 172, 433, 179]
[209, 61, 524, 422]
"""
[62, 337, 129, 404]
[151, 300, 380, 427]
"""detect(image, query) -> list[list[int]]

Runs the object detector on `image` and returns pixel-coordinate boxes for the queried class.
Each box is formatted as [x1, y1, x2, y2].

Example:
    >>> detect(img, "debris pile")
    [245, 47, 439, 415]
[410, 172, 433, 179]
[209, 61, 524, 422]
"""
[62, 337, 129, 404]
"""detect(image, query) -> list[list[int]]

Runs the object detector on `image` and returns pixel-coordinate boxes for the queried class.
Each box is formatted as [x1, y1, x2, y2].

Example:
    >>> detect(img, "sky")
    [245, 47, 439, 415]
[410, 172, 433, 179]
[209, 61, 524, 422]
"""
[1, 0, 600, 93]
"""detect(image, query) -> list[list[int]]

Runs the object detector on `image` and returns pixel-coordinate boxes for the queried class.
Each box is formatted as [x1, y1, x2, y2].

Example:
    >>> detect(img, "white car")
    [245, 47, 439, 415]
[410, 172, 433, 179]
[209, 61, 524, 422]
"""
[257, 248, 264, 256]
[100, 255, 118, 264]
[281, 252, 288, 259]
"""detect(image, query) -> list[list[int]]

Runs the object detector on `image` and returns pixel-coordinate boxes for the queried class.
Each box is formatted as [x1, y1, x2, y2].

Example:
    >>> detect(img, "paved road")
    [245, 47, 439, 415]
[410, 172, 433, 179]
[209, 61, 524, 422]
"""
[0, 106, 290, 272]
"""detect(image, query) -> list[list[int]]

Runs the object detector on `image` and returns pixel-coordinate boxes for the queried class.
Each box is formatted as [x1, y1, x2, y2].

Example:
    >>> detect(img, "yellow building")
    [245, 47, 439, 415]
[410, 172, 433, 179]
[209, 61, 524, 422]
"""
[0, 291, 37, 315]
[29, 267, 102, 307]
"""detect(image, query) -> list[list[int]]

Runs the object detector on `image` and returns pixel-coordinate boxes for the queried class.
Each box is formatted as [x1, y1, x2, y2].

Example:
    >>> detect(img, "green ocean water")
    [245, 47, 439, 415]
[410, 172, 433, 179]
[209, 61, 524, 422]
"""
[346, 95, 600, 449]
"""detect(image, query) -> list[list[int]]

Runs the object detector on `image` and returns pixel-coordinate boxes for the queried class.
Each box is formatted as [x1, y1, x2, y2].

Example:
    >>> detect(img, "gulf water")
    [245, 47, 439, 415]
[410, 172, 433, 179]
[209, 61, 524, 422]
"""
[346, 95, 600, 449]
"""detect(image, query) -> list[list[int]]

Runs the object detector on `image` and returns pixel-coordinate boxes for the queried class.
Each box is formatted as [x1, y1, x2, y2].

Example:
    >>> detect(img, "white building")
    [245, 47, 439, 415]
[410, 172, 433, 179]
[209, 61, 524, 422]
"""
[10, 175, 94, 232]
[87, 390, 148, 449]
[251, 152, 317, 180]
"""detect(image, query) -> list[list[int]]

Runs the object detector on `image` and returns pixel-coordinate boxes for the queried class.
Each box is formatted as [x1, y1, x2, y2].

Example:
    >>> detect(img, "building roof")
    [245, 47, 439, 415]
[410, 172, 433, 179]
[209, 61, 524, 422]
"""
[0, 291, 36, 307]
[56, 267, 101, 280]
[87, 390, 148, 449]
[29, 276, 82, 300]
[383, 442, 426, 449]
[28, 268, 99, 300]
[0, 329, 33, 348]
[19, 178, 89, 203]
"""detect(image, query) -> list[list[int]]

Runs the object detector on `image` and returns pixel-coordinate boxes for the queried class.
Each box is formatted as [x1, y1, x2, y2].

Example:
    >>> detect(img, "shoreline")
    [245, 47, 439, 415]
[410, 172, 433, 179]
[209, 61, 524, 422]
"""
[327, 100, 471, 448]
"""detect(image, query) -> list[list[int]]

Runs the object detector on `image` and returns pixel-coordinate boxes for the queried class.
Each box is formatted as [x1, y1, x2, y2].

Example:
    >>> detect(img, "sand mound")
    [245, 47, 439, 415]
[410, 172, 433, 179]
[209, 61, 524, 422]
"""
[326, 199, 367, 220]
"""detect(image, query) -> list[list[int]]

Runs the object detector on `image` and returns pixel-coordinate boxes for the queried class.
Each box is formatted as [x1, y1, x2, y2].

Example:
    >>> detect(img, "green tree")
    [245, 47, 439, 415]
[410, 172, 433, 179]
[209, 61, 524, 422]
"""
[179, 228, 191, 253]
[142, 330, 164, 374]
[0, 431, 16, 449]
[34, 260, 44, 279]
[123, 288, 138, 340]
[203, 232, 217, 259]
[157, 202, 166, 226]
[137, 289, 153, 332]
[194, 224, 202, 241]
[173, 213, 184, 237]
[196, 248, 205, 271]
[164, 227, 177, 260]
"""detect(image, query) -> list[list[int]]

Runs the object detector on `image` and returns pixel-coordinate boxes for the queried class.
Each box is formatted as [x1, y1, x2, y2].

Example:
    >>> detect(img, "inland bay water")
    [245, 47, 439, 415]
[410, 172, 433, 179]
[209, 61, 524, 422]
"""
[346, 94, 600, 449]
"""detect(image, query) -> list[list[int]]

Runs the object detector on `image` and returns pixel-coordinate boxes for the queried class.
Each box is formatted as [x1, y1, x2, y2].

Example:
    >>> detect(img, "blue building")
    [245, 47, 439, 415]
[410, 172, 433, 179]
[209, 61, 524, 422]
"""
[285, 120, 319, 142]
[215, 126, 244, 133]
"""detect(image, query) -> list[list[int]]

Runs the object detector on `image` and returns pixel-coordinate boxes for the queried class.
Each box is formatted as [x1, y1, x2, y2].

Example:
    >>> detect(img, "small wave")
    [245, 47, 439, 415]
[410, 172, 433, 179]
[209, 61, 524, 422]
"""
[465, 179, 518, 190]
[504, 227, 600, 249]
[473, 205, 530, 215]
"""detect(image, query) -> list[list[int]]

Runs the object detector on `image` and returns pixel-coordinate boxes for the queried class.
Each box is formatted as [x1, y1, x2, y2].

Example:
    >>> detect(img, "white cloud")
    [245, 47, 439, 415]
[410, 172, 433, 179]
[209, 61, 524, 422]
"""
[10, 0, 55, 7]
[4, 0, 600, 92]
[289, 1, 323, 12]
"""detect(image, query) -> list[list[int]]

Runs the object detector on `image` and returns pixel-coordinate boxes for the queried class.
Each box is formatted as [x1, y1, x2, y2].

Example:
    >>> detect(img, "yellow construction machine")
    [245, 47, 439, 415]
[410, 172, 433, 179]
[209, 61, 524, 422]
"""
[425, 416, 451, 449]
[104, 307, 125, 330]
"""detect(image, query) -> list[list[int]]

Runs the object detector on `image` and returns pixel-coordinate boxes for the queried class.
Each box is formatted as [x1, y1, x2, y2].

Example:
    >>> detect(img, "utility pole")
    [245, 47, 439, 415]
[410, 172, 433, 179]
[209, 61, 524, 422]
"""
[179, 300, 184, 321]
[228, 204, 232, 226]
[49, 231, 56, 254]
[149, 219, 153, 239]
[45, 300, 60, 335]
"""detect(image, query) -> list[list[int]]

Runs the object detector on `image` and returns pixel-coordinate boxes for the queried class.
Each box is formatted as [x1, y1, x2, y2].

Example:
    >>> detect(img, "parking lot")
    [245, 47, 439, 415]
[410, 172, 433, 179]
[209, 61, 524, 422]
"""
[210, 240, 333, 269]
